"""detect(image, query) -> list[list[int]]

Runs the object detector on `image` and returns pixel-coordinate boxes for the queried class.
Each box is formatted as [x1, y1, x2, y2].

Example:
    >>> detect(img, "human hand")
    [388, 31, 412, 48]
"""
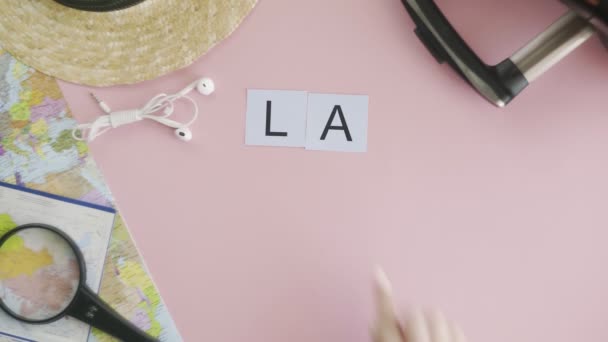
[371, 269, 467, 342]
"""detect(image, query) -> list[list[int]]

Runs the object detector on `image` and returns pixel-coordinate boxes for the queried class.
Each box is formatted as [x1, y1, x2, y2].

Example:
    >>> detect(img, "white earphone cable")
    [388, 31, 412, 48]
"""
[72, 90, 199, 142]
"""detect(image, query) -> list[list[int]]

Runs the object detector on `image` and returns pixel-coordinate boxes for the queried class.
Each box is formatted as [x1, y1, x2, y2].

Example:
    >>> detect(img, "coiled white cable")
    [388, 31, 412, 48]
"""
[72, 92, 198, 142]
[71, 77, 215, 142]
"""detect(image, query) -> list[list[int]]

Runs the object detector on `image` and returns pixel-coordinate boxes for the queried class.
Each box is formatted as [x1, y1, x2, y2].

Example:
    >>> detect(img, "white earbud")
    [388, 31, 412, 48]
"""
[174, 127, 193, 141]
[197, 77, 215, 96]
[152, 115, 194, 142]
[177, 77, 215, 97]
[73, 77, 215, 143]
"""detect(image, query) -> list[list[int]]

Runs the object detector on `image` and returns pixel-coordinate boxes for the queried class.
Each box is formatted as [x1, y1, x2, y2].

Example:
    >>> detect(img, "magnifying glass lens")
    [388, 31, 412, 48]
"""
[0, 227, 80, 322]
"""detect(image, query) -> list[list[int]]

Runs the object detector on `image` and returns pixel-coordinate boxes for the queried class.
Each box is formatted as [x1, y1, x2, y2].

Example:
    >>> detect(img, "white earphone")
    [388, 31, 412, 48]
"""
[72, 77, 215, 142]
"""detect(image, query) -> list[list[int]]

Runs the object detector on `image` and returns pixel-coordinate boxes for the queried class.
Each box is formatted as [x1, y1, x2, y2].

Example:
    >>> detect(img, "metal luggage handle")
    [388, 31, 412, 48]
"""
[402, 0, 596, 107]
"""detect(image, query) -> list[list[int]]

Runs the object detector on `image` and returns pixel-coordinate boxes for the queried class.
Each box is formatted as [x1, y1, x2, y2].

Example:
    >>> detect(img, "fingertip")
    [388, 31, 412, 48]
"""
[372, 268, 403, 342]
[449, 320, 467, 342]
[374, 267, 392, 295]
[374, 267, 396, 318]
[427, 310, 451, 342]
[404, 308, 431, 342]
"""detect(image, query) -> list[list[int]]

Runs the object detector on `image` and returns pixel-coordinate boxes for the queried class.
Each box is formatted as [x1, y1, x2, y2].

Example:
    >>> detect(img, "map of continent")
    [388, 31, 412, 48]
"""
[0, 48, 181, 342]
[0, 226, 80, 322]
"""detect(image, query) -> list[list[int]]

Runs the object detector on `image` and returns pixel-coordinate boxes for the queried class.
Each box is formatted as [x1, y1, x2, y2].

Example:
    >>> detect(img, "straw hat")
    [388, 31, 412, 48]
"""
[0, 0, 257, 86]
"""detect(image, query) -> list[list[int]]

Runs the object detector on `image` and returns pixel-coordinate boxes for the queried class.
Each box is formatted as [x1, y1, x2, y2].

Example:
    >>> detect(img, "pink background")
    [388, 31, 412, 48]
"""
[58, 0, 608, 341]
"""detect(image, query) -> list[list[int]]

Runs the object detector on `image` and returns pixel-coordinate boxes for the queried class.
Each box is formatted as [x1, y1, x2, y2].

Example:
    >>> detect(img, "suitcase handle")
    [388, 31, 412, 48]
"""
[402, 0, 595, 107]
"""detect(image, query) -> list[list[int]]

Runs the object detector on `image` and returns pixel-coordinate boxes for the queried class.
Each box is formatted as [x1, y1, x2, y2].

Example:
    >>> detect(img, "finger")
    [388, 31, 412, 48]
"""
[372, 268, 402, 342]
[427, 310, 451, 342]
[404, 309, 432, 342]
[374, 268, 396, 322]
[449, 320, 467, 342]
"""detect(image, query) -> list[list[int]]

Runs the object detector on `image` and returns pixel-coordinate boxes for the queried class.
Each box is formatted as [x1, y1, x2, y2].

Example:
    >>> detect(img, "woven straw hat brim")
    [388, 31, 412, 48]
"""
[0, 0, 257, 86]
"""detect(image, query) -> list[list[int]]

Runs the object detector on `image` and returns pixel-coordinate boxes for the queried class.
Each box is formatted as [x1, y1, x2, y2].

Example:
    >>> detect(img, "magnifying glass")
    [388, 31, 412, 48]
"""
[0, 224, 159, 342]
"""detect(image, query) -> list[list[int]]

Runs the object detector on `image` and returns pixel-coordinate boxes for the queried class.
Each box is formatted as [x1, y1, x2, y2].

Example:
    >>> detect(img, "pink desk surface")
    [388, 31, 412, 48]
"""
[58, 0, 608, 341]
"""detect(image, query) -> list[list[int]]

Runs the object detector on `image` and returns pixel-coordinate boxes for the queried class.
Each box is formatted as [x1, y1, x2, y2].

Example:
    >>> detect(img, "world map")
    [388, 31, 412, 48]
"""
[0, 48, 181, 342]
[0, 227, 80, 322]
